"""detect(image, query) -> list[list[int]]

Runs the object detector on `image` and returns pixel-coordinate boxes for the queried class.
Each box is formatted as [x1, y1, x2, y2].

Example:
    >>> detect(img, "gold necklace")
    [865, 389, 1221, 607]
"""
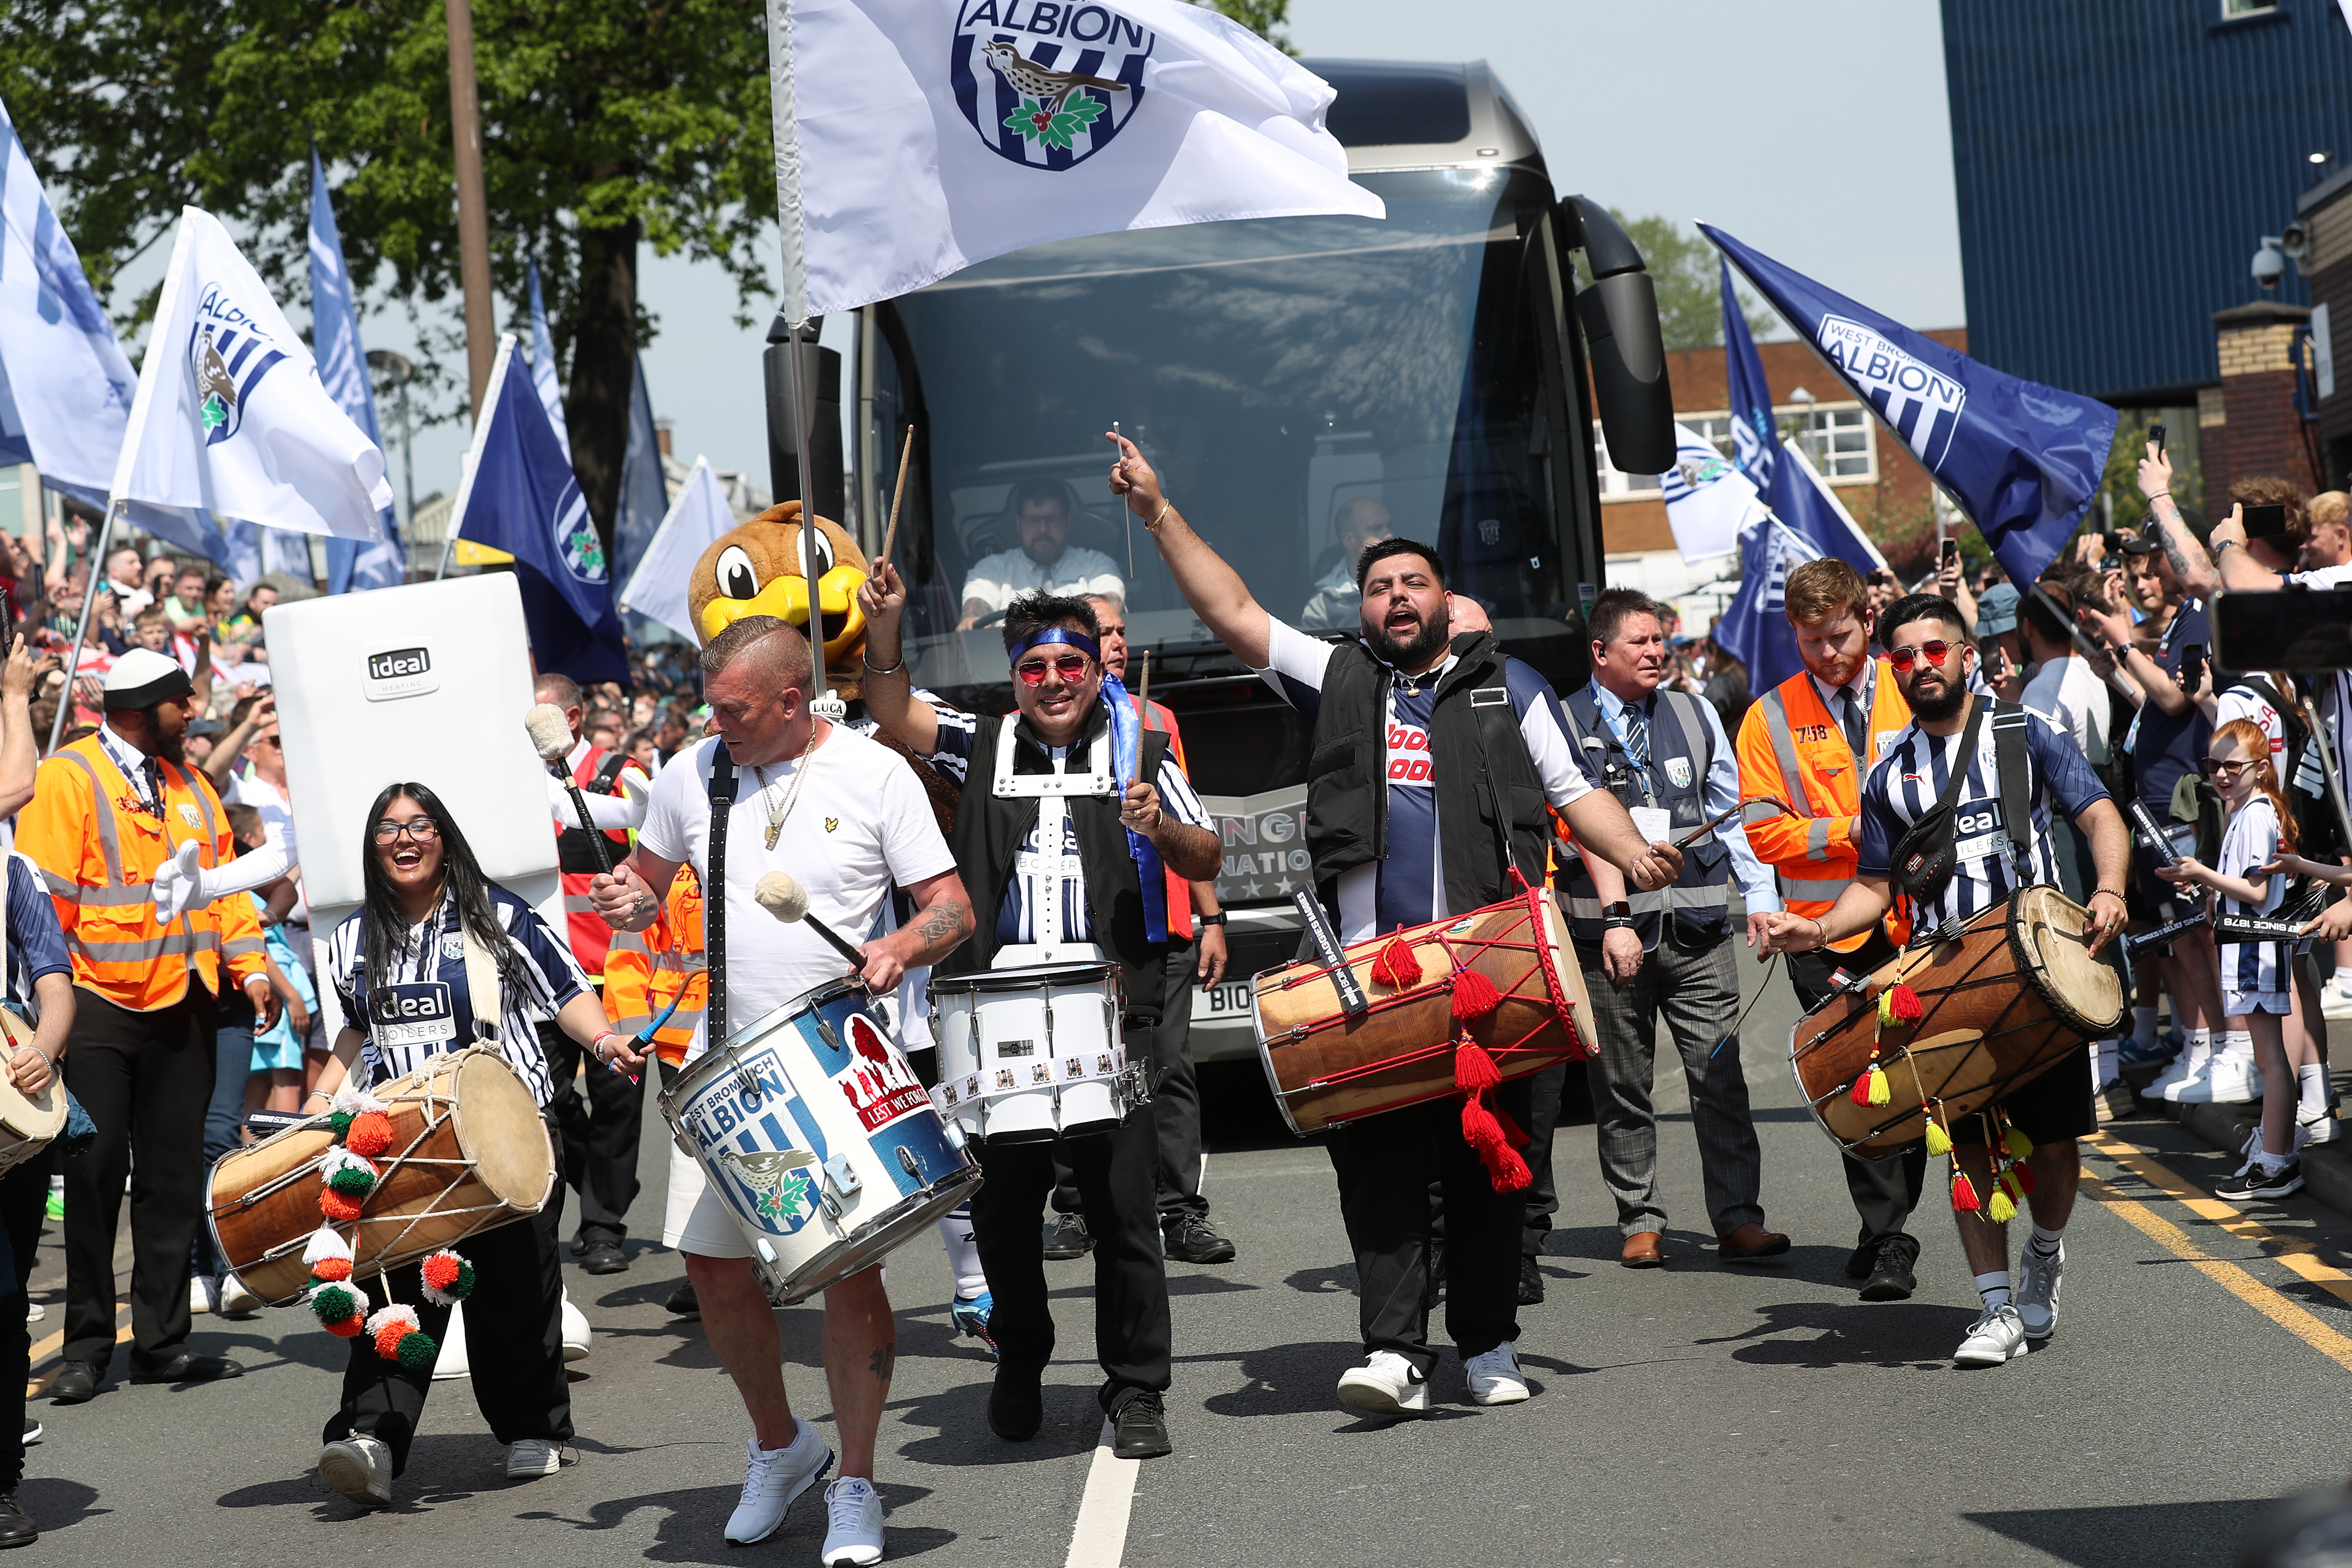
[752, 724, 825, 851]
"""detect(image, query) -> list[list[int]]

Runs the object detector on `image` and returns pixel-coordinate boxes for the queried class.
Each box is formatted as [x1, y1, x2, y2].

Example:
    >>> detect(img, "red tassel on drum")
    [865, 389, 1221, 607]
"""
[1371, 931, 1423, 989]
[1454, 1037, 1503, 1095]
[1450, 964, 1501, 1021]
[2012, 1161, 2037, 1196]
[1460, 1096, 1532, 1194]
[1949, 1172, 1981, 1213]
[1888, 983, 1924, 1025]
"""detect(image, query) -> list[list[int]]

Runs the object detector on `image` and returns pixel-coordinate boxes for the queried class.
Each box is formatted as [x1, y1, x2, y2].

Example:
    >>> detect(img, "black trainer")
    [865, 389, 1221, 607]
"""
[1043, 1213, 1093, 1260]
[2218, 1159, 2305, 1202]
[1111, 1391, 1171, 1460]
[988, 1363, 1044, 1443]
[0, 1488, 35, 1549]
[1162, 1215, 1235, 1265]
[1859, 1236, 1919, 1302]
[1843, 1242, 1878, 1280]
[1517, 1256, 1545, 1305]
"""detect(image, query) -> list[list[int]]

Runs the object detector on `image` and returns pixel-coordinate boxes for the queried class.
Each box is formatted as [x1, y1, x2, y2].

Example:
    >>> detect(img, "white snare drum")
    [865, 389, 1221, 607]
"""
[660, 979, 981, 1305]
[926, 962, 1137, 1143]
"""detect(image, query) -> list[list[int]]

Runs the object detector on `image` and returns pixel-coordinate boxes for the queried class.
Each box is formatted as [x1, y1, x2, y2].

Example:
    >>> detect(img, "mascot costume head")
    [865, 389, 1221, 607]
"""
[686, 499, 875, 698]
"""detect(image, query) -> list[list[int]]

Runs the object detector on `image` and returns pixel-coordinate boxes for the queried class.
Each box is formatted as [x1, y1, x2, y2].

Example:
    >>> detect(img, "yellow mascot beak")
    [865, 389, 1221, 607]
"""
[699, 564, 869, 666]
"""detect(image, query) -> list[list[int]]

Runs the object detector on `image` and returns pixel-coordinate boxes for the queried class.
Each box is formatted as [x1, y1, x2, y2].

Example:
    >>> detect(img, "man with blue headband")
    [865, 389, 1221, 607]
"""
[859, 577, 1220, 1465]
[1102, 433, 1683, 1418]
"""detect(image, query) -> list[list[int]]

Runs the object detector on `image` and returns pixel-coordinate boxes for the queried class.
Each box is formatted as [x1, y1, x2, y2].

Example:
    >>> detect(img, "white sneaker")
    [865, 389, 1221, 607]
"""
[560, 1289, 591, 1363]
[24, 1303, 41, 1324]
[2146, 1039, 2212, 1102]
[2323, 984, 2352, 1020]
[506, 1438, 565, 1479]
[218, 1272, 261, 1316]
[2197, 1051, 2260, 1105]
[1954, 1304, 2030, 1366]
[317, 1435, 393, 1508]
[189, 1275, 219, 1316]
[1463, 1341, 1531, 1406]
[433, 1300, 471, 1381]
[2298, 1108, 2341, 1149]
[2014, 1244, 2064, 1341]
[726, 1427, 834, 1546]
[1336, 1350, 1428, 1417]
[820, 1476, 886, 1567]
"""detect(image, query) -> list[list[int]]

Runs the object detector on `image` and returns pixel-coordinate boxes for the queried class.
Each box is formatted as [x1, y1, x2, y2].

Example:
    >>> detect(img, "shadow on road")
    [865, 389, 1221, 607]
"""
[1691, 1299, 1980, 1369]
[1963, 1497, 2281, 1567]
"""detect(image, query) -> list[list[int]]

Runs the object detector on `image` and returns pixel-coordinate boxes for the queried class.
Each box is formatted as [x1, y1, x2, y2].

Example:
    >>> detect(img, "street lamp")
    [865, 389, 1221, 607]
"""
[1782, 385, 1817, 462]
[366, 349, 417, 551]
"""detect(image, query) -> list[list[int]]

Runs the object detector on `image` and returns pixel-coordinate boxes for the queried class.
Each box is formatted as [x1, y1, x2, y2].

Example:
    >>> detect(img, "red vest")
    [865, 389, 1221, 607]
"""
[556, 744, 645, 978]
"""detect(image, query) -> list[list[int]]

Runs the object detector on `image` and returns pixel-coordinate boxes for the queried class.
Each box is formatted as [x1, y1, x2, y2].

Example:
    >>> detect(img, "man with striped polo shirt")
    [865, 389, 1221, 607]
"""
[1757, 593, 2130, 1370]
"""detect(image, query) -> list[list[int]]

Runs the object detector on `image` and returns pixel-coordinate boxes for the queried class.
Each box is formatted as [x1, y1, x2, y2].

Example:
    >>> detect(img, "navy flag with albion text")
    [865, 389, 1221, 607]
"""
[1704, 225, 2117, 589]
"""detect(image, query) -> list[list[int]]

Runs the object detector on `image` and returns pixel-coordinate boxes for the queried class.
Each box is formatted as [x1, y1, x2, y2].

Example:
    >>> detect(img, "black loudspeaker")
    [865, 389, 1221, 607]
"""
[762, 329, 846, 524]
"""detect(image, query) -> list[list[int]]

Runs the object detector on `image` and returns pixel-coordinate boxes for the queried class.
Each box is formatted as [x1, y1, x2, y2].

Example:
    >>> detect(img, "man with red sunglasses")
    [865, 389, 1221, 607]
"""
[1758, 592, 2129, 1371]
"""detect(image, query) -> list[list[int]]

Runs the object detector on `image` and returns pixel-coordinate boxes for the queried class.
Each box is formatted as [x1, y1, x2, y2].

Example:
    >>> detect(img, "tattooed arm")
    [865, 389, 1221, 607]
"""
[2138, 442, 2222, 599]
[855, 868, 974, 993]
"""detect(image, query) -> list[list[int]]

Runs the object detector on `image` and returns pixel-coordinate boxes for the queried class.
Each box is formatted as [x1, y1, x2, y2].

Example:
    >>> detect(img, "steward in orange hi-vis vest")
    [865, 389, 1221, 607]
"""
[601, 866, 706, 1069]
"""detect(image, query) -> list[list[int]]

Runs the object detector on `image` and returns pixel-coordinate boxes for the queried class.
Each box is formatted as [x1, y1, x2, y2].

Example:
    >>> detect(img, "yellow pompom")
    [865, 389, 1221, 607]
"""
[2004, 1127, 2034, 1161]
[1865, 1065, 1891, 1107]
[1924, 1119, 1952, 1157]
[1877, 989, 1898, 1027]
[1988, 1190, 2017, 1224]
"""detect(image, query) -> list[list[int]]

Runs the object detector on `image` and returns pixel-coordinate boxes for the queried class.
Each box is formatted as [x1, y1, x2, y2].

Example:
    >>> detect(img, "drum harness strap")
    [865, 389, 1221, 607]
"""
[707, 750, 737, 1051]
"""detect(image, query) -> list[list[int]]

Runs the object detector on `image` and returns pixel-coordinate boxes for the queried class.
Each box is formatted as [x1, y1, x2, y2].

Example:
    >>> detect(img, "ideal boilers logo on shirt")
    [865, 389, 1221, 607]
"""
[1817, 314, 1965, 467]
[362, 644, 439, 702]
[952, 2, 1150, 169]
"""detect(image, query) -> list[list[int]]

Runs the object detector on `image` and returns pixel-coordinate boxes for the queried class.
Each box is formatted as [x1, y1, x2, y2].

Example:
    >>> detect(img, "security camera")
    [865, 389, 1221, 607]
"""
[2282, 220, 2312, 276]
[2253, 236, 2286, 290]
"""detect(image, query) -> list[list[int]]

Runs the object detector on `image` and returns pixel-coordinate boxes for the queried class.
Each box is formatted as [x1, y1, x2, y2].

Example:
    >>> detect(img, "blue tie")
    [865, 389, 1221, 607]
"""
[1621, 702, 1651, 776]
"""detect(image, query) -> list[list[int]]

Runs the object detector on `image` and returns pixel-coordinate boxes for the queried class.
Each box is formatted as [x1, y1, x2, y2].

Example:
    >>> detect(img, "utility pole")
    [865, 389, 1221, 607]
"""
[446, 0, 495, 419]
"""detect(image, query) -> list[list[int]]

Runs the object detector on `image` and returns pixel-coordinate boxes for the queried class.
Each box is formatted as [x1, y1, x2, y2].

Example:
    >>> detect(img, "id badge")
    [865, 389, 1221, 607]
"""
[370, 981, 457, 1051]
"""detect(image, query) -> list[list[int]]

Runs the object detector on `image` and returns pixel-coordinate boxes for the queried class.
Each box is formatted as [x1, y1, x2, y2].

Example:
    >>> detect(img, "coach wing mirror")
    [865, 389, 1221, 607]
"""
[1557, 196, 1675, 476]
[1671, 797, 1799, 851]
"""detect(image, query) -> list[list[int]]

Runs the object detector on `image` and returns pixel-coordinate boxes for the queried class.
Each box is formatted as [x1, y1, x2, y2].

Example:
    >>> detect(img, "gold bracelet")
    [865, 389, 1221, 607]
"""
[1145, 500, 1171, 531]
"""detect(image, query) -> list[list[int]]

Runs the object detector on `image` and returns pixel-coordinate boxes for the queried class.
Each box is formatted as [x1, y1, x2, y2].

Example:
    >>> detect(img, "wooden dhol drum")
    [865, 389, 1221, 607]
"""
[1252, 884, 1596, 1135]
[1789, 885, 2125, 1155]
[0, 1010, 64, 1177]
[209, 1048, 555, 1306]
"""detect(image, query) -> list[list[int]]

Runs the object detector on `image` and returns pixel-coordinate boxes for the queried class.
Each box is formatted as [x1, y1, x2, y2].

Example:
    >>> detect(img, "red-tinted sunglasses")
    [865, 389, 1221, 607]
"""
[1014, 652, 1092, 686]
[1887, 640, 1958, 673]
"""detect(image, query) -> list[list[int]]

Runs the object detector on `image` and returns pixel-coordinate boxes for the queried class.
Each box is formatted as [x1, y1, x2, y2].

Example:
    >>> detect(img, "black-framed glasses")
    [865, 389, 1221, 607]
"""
[1887, 640, 1958, 672]
[372, 819, 440, 845]
[2201, 757, 2254, 778]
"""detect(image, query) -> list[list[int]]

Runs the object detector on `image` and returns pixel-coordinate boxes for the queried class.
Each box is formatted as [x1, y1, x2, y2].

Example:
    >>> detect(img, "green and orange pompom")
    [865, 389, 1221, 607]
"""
[343, 1109, 395, 1159]
[420, 1249, 475, 1307]
[309, 1281, 366, 1336]
[366, 1304, 438, 1368]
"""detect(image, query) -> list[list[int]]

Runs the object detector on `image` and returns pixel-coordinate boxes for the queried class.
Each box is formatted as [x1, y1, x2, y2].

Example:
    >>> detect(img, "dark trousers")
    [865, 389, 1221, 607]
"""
[191, 1004, 254, 1280]
[540, 1017, 644, 1243]
[1152, 941, 1207, 1222]
[62, 984, 218, 1373]
[0, 1162, 47, 1488]
[1519, 1060, 1574, 1259]
[324, 1123, 571, 1475]
[1786, 937, 1928, 1248]
[1326, 1087, 1529, 1377]
[972, 1108, 1172, 1413]
[1582, 933, 1764, 1239]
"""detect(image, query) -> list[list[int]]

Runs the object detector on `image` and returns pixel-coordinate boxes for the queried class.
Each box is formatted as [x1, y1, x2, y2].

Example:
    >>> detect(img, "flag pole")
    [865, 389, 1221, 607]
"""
[766, 0, 835, 715]
[49, 503, 115, 752]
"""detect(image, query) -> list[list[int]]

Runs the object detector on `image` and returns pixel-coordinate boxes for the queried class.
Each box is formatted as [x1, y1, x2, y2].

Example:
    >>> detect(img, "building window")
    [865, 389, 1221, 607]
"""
[1592, 424, 1660, 499]
[1787, 403, 1876, 481]
[1681, 413, 1737, 461]
[2220, 0, 2275, 16]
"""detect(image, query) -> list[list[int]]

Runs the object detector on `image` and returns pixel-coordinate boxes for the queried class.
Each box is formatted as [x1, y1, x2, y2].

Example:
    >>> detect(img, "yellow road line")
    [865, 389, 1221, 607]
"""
[2084, 1130, 2352, 1311]
[22, 1308, 132, 1397]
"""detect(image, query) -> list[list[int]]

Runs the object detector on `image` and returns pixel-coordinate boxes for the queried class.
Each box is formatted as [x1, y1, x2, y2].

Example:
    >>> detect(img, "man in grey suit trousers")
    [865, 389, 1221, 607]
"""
[1540, 588, 1787, 1275]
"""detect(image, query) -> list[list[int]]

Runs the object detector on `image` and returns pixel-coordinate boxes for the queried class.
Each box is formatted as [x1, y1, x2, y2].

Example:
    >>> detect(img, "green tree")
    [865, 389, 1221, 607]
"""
[1195, 0, 1292, 53]
[0, 0, 775, 550]
[1578, 213, 1776, 354]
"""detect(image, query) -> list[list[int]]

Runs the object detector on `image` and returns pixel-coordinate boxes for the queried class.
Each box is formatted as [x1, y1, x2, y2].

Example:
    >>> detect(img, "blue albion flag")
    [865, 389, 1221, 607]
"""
[1713, 517, 1820, 697]
[614, 350, 670, 642]
[309, 149, 405, 591]
[1768, 438, 1884, 576]
[1705, 225, 2117, 589]
[1721, 257, 1776, 489]
[527, 259, 570, 449]
[449, 336, 626, 681]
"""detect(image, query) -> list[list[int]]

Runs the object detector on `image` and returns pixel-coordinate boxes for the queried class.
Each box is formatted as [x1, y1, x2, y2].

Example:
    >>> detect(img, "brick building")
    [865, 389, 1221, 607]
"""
[2204, 301, 2319, 502]
[1596, 329, 1967, 572]
[2306, 166, 2351, 492]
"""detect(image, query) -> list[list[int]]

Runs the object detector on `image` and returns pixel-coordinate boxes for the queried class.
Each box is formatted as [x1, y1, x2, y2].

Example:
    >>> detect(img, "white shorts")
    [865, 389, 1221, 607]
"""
[662, 1139, 756, 1259]
[2223, 988, 2292, 1017]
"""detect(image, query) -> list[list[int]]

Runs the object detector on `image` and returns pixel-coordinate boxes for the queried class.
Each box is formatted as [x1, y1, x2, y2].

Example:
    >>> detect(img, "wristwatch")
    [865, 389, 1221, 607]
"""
[1195, 910, 1227, 927]
[1603, 900, 1635, 930]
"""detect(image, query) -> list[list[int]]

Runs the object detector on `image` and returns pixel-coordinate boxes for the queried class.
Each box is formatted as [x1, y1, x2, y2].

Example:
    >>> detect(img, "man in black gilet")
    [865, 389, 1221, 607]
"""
[858, 579, 1222, 1462]
[1103, 434, 1683, 1417]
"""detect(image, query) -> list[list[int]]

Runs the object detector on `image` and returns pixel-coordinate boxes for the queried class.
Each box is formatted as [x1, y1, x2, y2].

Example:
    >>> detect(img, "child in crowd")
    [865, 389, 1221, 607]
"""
[2157, 719, 2321, 1201]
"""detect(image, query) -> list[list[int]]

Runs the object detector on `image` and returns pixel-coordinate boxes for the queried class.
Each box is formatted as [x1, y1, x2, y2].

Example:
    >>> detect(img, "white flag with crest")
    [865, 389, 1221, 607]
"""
[109, 206, 393, 544]
[620, 456, 735, 643]
[1658, 423, 1765, 565]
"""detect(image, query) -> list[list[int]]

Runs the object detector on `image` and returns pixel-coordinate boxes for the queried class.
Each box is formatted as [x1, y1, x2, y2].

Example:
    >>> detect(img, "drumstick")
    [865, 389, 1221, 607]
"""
[878, 425, 915, 570]
[1671, 796, 1798, 852]
[754, 871, 870, 975]
[1138, 647, 1150, 708]
[1710, 951, 1779, 1059]
[526, 703, 617, 876]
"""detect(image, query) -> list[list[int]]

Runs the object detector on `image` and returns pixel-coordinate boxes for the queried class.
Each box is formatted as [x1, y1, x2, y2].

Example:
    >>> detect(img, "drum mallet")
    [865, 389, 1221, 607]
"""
[526, 703, 617, 877]
[755, 872, 872, 978]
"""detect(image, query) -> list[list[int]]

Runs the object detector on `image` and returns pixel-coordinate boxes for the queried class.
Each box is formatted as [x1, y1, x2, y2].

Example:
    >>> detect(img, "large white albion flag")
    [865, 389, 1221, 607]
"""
[782, 0, 1384, 317]
[111, 206, 393, 542]
[1658, 423, 1764, 565]
[620, 456, 736, 643]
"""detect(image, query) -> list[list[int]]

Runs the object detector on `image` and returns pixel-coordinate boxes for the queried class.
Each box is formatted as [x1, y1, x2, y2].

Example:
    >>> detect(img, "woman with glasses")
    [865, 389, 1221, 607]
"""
[306, 781, 644, 1510]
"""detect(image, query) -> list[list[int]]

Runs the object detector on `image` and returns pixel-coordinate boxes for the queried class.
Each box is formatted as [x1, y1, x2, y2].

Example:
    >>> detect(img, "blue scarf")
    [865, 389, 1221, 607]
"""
[1010, 628, 1169, 944]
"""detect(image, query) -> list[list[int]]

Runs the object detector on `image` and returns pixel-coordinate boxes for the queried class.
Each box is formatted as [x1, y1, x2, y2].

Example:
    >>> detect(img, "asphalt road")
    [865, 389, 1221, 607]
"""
[20, 940, 2352, 1567]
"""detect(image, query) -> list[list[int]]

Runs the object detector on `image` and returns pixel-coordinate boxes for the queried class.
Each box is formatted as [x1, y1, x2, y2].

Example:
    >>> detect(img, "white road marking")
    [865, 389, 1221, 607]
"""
[1063, 1419, 1140, 1568]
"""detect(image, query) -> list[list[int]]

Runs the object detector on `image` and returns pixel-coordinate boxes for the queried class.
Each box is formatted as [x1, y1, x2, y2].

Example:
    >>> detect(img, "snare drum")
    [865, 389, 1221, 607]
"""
[661, 980, 981, 1305]
[0, 1010, 64, 1178]
[1789, 886, 2125, 1154]
[926, 962, 1135, 1143]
